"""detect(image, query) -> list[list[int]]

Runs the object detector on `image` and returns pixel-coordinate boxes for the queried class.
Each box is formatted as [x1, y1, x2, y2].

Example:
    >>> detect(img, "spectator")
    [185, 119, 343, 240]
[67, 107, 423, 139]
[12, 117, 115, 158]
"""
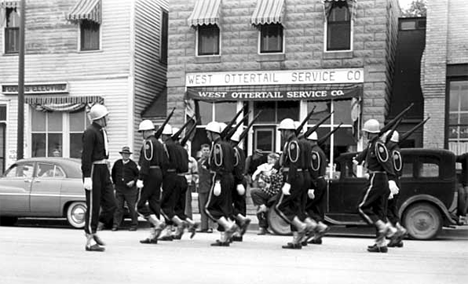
[185, 147, 198, 220]
[196, 143, 215, 233]
[111, 146, 139, 231]
[245, 149, 267, 187]
[456, 153, 468, 224]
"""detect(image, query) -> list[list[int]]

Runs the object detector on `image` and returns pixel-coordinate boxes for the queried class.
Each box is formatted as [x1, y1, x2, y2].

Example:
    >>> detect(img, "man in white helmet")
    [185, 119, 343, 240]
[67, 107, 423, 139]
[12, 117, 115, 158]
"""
[81, 103, 116, 252]
[357, 119, 399, 253]
[136, 119, 168, 244]
[275, 118, 308, 249]
[205, 121, 238, 246]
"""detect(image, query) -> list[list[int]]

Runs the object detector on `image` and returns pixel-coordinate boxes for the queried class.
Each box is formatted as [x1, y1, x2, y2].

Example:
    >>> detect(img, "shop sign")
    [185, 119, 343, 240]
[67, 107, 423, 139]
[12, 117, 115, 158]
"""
[186, 85, 362, 102]
[186, 68, 364, 87]
[1, 83, 68, 95]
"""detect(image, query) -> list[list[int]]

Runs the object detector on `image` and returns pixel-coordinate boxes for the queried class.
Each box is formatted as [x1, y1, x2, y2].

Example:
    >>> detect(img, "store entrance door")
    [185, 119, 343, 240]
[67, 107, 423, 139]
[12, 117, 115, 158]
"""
[253, 126, 276, 153]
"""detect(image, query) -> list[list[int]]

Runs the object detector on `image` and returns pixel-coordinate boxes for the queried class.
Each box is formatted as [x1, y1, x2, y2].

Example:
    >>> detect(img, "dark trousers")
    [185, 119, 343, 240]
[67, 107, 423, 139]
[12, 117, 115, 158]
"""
[84, 164, 116, 235]
[113, 186, 138, 228]
[275, 172, 304, 229]
[305, 177, 327, 222]
[174, 175, 189, 220]
[205, 172, 234, 222]
[136, 168, 162, 221]
[198, 191, 214, 230]
[299, 171, 311, 221]
[160, 172, 178, 223]
[358, 173, 389, 225]
[250, 188, 271, 229]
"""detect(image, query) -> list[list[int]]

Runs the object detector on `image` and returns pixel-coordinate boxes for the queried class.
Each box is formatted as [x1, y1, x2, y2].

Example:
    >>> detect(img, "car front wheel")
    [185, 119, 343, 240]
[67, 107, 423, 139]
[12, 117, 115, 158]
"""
[402, 203, 442, 240]
[66, 201, 86, 229]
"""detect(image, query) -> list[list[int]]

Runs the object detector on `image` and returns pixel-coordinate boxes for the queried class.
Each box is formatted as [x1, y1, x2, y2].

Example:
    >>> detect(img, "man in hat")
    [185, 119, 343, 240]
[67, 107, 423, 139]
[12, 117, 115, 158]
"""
[111, 146, 139, 231]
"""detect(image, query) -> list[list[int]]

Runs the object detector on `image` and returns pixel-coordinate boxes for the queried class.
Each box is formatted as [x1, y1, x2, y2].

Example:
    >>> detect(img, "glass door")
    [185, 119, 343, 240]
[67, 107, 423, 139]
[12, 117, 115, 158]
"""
[253, 126, 275, 153]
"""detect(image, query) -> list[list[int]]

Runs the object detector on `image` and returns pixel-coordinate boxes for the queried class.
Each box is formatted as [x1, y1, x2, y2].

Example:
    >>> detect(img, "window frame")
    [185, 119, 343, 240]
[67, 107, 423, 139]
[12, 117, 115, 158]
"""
[79, 19, 101, 52]
[160, 8, 169, 64]
[196, 24, 221, 57]
[258, 23, 284, 54]
[446, 78, 468, 155]
[324, 2, 353, 52]
[3, 7, 20, 54]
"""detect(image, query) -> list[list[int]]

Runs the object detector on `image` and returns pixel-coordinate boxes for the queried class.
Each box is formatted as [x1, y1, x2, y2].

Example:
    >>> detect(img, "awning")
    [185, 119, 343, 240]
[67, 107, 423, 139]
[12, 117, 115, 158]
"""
[323, 0, 357, 20]
[0, 0, 19, 8]
[141, 88, 167, 118]
[26, 95, 104, 112]
[187, 0, 221, 27]
[65, 0, 101, 24]
[186, 84, 362, 102]
[251, 0, 285, 26]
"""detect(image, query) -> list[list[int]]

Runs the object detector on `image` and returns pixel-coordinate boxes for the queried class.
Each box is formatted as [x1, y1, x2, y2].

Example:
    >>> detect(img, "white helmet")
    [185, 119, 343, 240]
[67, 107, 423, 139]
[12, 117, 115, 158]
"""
[162, 124, 172, 135]
[138, 120, 155, 132]
[278, 118, 296, 130]
[385, 130, 399, 143]
[294, 121, 305, 134]
[89, 104, 109, 121]
[219, 122, 227, 133]
[230, 129, 243, 142]
[307, 131, 318, 141]
[362, 119, 380, 133]
[206, 121, 220, 134]
[172, 127, 180, 136]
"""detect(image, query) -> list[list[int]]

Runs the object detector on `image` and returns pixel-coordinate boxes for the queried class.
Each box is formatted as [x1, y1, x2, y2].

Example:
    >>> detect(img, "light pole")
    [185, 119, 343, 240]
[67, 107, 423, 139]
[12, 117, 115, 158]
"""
[17, 0, 25, 160]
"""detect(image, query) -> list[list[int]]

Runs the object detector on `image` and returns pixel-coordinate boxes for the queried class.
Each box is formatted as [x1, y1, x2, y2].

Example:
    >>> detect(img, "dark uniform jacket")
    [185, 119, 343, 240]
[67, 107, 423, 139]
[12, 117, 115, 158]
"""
[365, 137, 395, 178]
[163, 138, 179, 173]
[209, 137, 235, 176]
[174, 142, 189, 174]
[281, 134, 304, 184]
[138, 135, 168, 180]
[111, 159, 139, 189]
[310, 143, 327, 179]
[233, 146, 246, 186]
[81, 122, 108, 178]
[456, 153, 468, 186]
[386, 141, 402, 179]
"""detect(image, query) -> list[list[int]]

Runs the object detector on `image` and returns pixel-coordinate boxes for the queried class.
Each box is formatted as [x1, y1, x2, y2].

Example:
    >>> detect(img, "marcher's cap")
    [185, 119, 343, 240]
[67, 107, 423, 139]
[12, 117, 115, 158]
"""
[138, 120, 155, 132]
[307, 131, 318, 141]
[206, 121, 221, 134]
[89, 104, 109, 121]
[362, 119, 380, 133]
[278, 118, 296, 130]
[162, 124, 173, 135]
[119, 146, 132, 155]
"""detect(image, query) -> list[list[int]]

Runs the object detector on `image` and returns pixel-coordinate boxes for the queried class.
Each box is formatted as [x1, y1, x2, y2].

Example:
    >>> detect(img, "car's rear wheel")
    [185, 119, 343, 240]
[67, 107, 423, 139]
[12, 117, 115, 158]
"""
[402, 203, 442, 240]
[267, 207, 291, 235]
[66, 201, 86, 229]
[0, 216, 18, 226]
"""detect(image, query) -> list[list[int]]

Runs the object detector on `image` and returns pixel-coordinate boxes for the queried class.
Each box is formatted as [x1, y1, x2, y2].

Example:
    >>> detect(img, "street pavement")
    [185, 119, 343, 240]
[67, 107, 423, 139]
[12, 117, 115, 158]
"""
[1, 221, 467, 284]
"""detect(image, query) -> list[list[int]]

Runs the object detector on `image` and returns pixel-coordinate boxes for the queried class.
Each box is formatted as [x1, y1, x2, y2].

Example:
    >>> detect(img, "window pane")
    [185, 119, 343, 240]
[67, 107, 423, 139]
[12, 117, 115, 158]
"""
[327, 23, 351, 50]
[32, 133, 46, 157]
[334, 100, 353, 124]
[215, 102, 237, 123]
[5, 27, 19, 53]
[198, 101, 213, 124]
[198, 25, 219, 55]
[0, 106, 6, 121]
[48, 112, 62, 131]
[307, 101, 331, 124]
[48, 134, 62, 157]
[277, 101, 299, 122]
[70, 111, 85, 131]
[260, 24, 283, 53]
[254, 101, 275, 123]
[81, 20, 100, 51]
[31, 111, 46, 131]
[70, 133, 83, 158]
[160, 10, 168, 63]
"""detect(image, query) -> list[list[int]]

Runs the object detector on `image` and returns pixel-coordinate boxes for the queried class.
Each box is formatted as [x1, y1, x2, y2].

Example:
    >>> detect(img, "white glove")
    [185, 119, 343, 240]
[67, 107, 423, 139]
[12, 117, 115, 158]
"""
[236, 184, 246, 195]
[308, 189, 315, 199]
[136, 179, 144, 189]
[83, 177, 92, 191]
[213, 181, 221, 196]
[352, 158, 359, 166]
[389, 180, 399, 195]
[282, 183, 291, 195]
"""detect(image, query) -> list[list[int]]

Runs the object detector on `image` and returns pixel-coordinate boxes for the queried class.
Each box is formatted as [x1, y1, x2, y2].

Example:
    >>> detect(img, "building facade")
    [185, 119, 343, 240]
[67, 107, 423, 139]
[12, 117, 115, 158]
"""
[0, 0, 168, 171]
[167, 0, 400, 166]
[421, 0, 468, 154]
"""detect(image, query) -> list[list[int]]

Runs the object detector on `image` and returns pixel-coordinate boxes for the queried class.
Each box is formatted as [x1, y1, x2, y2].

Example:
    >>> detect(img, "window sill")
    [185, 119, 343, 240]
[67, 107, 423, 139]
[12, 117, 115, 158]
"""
[2, 52, 18, 56]
[256, 53, 285, 62]
[195, 56, 221, 64]
[78, 49, 103, 54]
[323, 51, 353, 59]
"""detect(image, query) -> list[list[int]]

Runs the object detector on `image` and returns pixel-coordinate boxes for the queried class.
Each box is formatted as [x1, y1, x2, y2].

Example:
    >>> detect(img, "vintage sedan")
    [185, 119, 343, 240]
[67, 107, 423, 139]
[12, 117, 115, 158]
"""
[0, 157, 86, 228]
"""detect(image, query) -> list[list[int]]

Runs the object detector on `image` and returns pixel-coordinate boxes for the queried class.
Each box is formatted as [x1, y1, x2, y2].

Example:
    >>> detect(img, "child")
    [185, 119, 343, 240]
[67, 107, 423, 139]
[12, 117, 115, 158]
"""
[252, 153, 281, 194]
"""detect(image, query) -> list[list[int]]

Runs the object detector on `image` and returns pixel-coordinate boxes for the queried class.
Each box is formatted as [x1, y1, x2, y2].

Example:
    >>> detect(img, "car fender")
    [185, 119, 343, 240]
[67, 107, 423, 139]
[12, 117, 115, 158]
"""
[398, 194, 456, 225]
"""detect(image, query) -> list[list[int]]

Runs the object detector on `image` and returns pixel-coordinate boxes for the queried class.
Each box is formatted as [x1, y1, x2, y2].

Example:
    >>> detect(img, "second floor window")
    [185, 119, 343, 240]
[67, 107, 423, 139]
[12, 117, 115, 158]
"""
[80, 20, 100, 51]
[160, 9, 168, 63]
[197, 24, 220, 56]
[260, 24, 283, 53]
[326, 2, 351, 51]
[5, 8, 20, 54]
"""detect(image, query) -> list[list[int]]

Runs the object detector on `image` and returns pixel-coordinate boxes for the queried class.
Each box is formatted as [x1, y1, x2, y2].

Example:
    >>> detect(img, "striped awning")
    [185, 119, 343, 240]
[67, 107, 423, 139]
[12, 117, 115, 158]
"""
[187, 0, 221, 27]
[0, 0, 19, 9]
[25, 95, 104, 105]
[323, 0, 357, 20]
[66, 0, 101, 24]
[251, 0, 285, 26]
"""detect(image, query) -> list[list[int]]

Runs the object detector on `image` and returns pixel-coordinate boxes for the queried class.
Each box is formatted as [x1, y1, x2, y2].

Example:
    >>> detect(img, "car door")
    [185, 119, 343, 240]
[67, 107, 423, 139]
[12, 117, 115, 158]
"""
[0, 162, 35, 214]
[30, 162, 63, 215]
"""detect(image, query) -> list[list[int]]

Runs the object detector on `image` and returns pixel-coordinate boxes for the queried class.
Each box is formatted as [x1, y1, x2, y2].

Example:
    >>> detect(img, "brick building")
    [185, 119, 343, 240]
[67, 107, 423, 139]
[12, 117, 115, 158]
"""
[167, 0, 401, 166]
[0, 0, 168, 171]
[421, 0, 468, 154]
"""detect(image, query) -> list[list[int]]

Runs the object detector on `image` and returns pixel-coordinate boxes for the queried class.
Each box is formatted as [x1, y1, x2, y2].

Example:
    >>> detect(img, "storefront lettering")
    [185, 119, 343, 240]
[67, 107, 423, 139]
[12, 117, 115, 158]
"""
[291, 71, 336, 82]
[1, 83, 69, 95]
[187, 74, 213, 85]
[231, 92, 283, 99]
[197, 91, 227, 98]
[224, 73, 279, 84]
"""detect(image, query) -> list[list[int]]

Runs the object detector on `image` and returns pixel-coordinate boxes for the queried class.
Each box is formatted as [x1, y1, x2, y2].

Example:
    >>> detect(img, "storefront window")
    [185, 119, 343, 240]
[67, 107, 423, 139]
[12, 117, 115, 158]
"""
[254, 101, 299, 123]
[448, 80, 468, 155]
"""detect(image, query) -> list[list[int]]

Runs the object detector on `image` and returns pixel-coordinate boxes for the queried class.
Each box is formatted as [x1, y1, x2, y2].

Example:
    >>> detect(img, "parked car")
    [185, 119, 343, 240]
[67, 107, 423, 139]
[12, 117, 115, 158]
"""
[0, 157, 86, 229]
[267, 148, 461, 240]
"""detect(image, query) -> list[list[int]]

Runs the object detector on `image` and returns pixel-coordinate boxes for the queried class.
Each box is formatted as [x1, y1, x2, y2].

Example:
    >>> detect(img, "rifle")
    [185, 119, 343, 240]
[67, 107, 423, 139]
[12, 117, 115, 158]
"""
[180, 120, 198, 147]
[399, 117, 430, 145]
[302, 111, 334, 139]
[318, 122, 343, 147]
[233, 111, 262, 146]
[295, 105, 317, 136]
[155, 107, 176, 139]
[220, 107, 246, 139]
[171, 115, 196, 140]
[225, 111, 251, 141]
